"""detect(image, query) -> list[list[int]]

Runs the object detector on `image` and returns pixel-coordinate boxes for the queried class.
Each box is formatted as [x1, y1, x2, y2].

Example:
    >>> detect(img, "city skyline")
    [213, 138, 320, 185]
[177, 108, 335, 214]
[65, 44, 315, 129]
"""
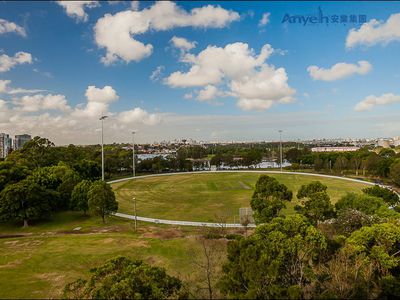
[1, 1, 400, 144]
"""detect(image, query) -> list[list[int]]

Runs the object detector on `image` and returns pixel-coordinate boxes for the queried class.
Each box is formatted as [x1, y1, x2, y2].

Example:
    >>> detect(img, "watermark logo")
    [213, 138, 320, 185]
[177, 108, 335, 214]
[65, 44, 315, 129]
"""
[282, 7, 367, 26]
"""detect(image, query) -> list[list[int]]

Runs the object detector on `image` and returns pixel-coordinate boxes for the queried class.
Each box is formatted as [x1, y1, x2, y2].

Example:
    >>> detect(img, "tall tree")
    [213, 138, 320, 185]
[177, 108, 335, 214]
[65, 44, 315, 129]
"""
[88, 180, 118, 223]
[70, 180, 92, 215]
[0, 180, 53, 227]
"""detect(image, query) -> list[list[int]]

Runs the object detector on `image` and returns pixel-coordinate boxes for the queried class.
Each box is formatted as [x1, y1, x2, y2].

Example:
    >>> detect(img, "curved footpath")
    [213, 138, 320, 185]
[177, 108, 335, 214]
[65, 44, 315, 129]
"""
[108, 170, 391, 228]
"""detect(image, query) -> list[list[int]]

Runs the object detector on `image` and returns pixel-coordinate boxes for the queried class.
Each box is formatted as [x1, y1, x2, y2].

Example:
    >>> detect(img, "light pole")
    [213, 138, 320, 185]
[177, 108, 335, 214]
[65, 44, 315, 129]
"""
[132, 131, 136, 177]
[100, 115, 108, 181]
[279, 130, 283, 172]
[133, 197, 137, 231]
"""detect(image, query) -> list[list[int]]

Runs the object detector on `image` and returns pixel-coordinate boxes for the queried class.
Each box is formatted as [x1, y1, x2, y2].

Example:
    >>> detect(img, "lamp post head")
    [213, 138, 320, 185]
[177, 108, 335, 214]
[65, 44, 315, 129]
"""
[99, 115, 108, 120]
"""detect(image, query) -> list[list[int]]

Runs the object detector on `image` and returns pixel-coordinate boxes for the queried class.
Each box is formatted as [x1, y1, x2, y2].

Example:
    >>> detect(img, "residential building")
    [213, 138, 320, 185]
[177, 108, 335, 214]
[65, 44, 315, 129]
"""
[0, 133, 12, 158]
[311, 146, 360, 153]
[14, 134, 31, 150]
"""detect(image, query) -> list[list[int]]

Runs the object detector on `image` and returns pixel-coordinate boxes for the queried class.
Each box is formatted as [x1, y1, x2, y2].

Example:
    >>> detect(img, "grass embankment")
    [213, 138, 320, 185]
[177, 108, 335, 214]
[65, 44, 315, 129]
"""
[113, 172, 369, 223]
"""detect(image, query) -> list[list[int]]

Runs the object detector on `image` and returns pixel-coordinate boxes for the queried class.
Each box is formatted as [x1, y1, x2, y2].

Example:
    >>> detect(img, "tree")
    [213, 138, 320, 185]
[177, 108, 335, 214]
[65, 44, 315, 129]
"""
[70, 180, 92, 215]
[88, 180, 118, 222]
[298, 191, 335, 224]
[0, 180, 52, 227]
[334, 156, 348, 174]
[64, 256, 184, 299]
[72, 160, 101, 181]
[362, 185, 399, 207]
[219, 215, 326, 299]
[390, 160, 400, 187]
[0, 161, 30, 192]
[250, 175, 292, 223]
[297, 181, 327, 199]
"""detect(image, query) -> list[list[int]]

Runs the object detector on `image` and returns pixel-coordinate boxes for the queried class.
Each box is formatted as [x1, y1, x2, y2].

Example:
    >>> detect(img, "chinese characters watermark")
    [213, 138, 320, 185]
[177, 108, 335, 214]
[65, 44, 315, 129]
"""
[282, 7, 367, 26]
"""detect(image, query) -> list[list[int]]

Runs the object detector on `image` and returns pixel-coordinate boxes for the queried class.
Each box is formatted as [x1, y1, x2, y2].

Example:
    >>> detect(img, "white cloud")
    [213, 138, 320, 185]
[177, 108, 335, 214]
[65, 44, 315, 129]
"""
[197, 85, 220, 101]
[0, 79, 45, 94]
[165, 42, 294, 111]
[355, 93, 400, 111]
[259, 12, 270, 27]
[150, 65, 165, 82]
[130, 1, 139, 11]
[307, 61, 372, 81]
[346, 13, 400, 48]
[183, 93, 193, 100]
[119, 107, 161, 125]
[170, 36, 196, 52]
[57, 1, 100, 22]
[14, 94, 71, 112]
[74, 85, 119, 117]
[0, 51, 32, 72]
[94, 1, 240, 64]
[0, 18, 26, 37]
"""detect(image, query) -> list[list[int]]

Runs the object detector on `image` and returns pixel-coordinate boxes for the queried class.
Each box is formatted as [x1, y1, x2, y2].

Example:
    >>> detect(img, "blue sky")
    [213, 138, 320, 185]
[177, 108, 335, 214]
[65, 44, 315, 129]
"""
[1, 1, 400, 144]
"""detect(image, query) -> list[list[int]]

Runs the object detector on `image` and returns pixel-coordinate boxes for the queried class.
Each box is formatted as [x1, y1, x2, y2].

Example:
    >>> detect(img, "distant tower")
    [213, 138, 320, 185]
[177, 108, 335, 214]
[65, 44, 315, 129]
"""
[0, 133, 12, 158]
[14, 134, 32, 150]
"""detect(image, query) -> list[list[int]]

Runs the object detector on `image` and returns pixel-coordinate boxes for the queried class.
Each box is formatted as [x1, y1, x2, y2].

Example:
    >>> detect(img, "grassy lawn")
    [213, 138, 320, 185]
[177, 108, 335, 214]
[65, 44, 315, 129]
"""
[112, 172, 370, 223]
[0, 212, 229, 299]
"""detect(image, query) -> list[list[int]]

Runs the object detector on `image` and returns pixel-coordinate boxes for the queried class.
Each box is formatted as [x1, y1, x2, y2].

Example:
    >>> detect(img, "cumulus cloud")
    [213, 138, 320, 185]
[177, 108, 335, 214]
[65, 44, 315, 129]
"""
[355, 93, 400, 111]
[346, 13, 400, 48]
[258, 12, 270, 27]
[0, 18, 26, 37]
[0, 84, 162, 144]
[13, 94, 71, 112]
[94, 1, 240, 64]
[165, 42, 294, 110]
[119, 107, 161, 125]
[73, 85, 119, 117]
[0, 51, 32, 72]
[170, 36, 196, 52]
[150, 65, 165, 82]
[197, 85, 221, 102]
[307, 61, 372, 81]
[57, 1, 100, 22]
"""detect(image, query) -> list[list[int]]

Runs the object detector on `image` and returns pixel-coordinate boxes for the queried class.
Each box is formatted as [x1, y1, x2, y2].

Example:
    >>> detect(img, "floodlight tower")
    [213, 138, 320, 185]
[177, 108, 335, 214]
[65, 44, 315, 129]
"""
[99, 115, 108, 181]
[132, 130, 137, 177]
[279, 130, 283, 172]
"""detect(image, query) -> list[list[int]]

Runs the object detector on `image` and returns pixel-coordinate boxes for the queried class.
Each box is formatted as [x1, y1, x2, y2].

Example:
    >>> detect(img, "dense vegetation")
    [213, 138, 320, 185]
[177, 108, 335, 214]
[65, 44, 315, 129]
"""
[219, 176, 400, 299]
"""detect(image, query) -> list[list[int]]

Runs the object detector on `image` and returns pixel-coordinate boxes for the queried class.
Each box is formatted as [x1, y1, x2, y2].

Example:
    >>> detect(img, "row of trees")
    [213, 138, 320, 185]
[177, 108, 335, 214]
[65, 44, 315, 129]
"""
[286, 147, 400, 187]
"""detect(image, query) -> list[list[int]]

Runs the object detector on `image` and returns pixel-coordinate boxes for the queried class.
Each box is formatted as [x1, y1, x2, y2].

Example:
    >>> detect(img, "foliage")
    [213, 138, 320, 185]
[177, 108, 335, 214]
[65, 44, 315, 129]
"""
[0, 161, 30, 192]
[250, 175, 292, 223]
[64, 256, 184, 299]
[0, 179, 53, 227]
[363, 185, 399, 206]
[390, 160, 400, 187]
[219, 215, 326, 299]
[298, 191, 335, 224]
[297, 181, 328, 199]
[88, 180, 118, 222]
[70, 180, 92, 215]
[335, 193, 398, 218]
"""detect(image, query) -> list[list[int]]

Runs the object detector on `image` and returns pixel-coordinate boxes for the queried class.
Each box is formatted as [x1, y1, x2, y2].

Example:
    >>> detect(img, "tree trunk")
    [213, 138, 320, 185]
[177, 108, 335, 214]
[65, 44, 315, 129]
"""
[23, 219, 28, 228]
[102, 214, 105, 223]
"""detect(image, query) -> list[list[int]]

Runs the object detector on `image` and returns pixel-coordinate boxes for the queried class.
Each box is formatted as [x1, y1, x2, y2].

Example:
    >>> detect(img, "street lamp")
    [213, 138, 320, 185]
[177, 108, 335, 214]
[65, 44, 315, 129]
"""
[132, 131, 136, 177]
[99, 115, 108, 181]
[133, 197, 137, 231]
[279, 130, 283, 172]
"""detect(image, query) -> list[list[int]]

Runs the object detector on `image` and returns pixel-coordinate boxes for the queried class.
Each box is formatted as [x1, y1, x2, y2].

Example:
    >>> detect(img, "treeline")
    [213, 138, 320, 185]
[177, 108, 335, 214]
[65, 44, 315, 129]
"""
[0, 137, 118, 226]
[285, 147, 400, 187]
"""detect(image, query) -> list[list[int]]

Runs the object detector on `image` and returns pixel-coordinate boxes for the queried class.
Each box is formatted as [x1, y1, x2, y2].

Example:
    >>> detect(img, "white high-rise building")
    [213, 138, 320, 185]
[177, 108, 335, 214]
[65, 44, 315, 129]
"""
[14, 134, 31, 150]
[0, 133, 12, 158]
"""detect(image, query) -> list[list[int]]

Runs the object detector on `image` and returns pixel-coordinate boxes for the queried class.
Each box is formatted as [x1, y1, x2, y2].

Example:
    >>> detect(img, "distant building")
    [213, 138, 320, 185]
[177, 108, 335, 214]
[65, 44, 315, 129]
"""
[311, 146, 360, 153]
[377, 139, 391, 148]
[0, 133, 12, 158]
[14, 134, 31, 150]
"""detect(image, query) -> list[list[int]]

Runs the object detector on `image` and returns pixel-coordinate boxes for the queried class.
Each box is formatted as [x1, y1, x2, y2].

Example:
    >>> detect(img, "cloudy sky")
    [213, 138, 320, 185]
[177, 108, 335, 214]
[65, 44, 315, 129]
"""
[1, 1, 400, 145]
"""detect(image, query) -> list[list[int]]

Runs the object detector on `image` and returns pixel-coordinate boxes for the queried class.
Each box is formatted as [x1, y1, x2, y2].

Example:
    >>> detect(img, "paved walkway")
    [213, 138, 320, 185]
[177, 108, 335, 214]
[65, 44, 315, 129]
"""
[114, 212, 256, 228]
[109, 170, 395, 228]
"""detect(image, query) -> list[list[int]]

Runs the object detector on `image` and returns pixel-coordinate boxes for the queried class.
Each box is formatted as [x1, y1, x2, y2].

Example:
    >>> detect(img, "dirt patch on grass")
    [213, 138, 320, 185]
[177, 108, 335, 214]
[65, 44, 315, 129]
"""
[141, 227, 184, 240]
[238, 181, 251, 190]
[35, 272, 66, 297]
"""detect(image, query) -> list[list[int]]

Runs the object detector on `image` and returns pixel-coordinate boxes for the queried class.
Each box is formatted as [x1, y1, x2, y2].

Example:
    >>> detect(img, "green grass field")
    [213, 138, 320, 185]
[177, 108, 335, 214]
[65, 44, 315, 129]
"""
[113, 172, 370, 223]
[0, 212, 228, 299]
